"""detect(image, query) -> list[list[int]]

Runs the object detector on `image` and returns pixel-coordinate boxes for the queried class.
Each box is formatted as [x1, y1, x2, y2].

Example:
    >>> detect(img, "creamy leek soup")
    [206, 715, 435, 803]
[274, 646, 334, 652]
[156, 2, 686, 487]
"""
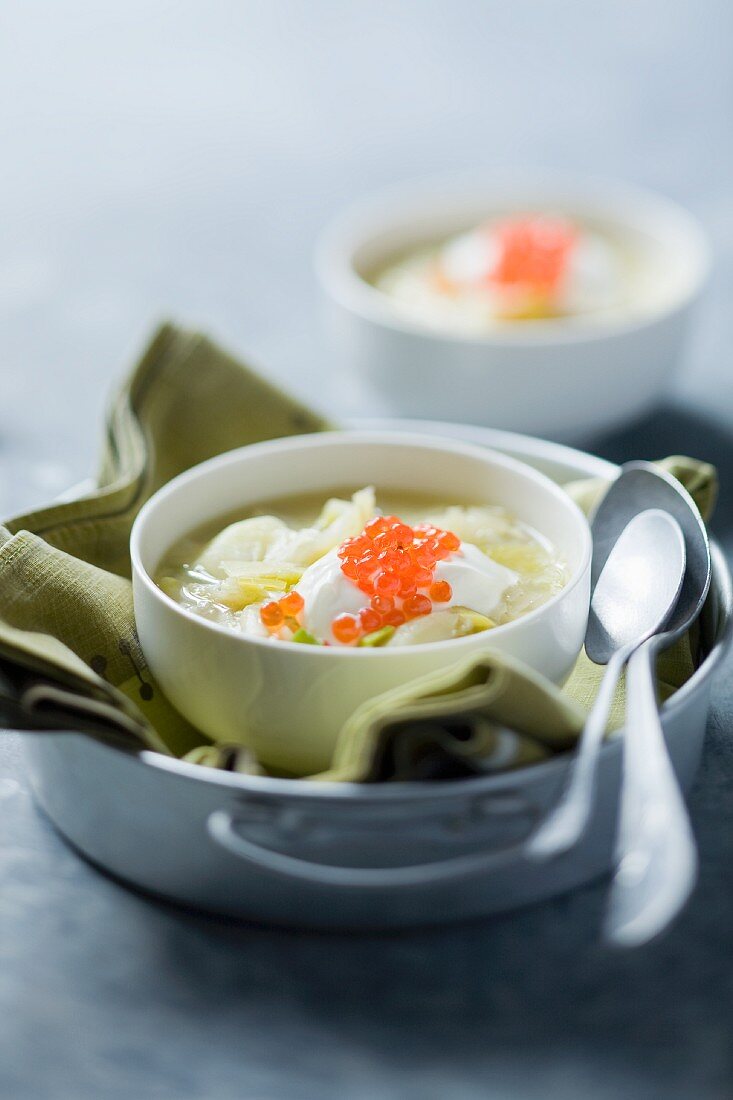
[372, 213, 663, 335]
[156, 487, 567, 648]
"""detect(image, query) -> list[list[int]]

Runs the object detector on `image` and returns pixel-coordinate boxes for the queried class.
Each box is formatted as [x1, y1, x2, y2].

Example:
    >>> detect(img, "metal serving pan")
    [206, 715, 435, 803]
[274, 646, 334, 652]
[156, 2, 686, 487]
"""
[21, 424, 733, 930]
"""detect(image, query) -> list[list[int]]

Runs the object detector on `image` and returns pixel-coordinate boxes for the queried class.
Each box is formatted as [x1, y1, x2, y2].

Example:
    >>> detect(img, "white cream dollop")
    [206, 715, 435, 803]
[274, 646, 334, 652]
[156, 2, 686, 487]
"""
[294, 541, 517, 646]
[431, 541, 517, 618]
[295, 548, 367, 643]
[441, 231, 499, 287]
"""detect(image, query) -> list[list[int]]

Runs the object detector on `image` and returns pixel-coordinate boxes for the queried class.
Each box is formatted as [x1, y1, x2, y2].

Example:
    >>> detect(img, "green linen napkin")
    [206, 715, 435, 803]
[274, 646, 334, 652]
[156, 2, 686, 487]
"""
[0, 322, 717, 782]
[0, 323, 330, 758]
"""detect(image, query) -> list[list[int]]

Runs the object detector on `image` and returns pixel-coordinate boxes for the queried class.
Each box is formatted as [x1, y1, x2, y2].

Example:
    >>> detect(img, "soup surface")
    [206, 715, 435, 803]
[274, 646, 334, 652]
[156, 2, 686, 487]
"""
[157, 487, 567, 648]
[371, 213, 663, 335]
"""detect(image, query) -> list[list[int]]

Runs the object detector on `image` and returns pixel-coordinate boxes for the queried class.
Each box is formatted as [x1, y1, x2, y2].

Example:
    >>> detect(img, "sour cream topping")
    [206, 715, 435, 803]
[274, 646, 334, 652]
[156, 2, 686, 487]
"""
[295, 542, 518, 645]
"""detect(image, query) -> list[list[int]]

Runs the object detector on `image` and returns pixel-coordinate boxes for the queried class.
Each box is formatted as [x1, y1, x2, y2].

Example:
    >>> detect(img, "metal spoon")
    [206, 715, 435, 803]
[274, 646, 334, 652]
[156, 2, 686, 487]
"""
[527, 507, 686, 861]
[597, 463, 711, 947]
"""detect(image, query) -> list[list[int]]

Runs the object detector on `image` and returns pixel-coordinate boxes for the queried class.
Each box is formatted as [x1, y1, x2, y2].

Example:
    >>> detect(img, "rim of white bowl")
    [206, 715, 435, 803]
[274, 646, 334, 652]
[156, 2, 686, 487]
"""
[131, 429, 592, 659]
[314, 168, 711, 348]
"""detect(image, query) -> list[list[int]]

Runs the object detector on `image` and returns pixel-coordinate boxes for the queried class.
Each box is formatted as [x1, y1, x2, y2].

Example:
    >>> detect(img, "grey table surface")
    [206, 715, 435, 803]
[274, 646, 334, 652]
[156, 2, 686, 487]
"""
[2, 3, 733, 1098]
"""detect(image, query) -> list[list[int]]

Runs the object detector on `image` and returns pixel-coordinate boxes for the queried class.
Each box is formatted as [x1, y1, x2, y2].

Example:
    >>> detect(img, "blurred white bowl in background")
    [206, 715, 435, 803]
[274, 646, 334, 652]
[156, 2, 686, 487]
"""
[315, 171, 710, 442]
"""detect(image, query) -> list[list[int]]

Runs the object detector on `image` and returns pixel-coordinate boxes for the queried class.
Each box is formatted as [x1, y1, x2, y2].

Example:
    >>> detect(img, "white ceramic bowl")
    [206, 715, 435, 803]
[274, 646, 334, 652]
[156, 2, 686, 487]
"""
[316, 171, 710, 443]
[131, 430, 591, 776]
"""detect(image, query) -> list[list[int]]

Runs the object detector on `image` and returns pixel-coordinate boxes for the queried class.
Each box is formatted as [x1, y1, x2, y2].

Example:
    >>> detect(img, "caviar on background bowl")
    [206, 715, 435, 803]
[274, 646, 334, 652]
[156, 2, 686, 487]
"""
[131, 431, 591, 776]
[315, 171, 710, 442]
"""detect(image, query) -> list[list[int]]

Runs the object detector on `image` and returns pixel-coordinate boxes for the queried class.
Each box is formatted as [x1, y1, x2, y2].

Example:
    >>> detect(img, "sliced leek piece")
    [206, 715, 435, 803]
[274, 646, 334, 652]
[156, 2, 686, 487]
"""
[267, 487, 377, 566]
[358, 625, 396, 647]
[196, 515, 289, 577]
[457, 607, 496, 632]
[214, 578, 266, 611]
[387, 606, 494, 647]
[488, 542, 547, 575]
[423, 505, 519, 555]
[221, 560, 304, 585]
[314, 486, 375, 531]
[233, 582, 271, 606]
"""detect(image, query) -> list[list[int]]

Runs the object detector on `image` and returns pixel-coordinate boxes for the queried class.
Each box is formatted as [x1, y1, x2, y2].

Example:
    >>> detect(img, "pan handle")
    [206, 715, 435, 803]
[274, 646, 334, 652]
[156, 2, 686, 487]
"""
[207, 804, 537, 890]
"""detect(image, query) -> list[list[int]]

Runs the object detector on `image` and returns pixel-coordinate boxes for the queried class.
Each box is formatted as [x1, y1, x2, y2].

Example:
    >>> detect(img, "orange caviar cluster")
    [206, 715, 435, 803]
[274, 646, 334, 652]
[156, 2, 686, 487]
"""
[260, 589, 305, 631]
[490, 216, 576, 293]
[333, 516, 458, 644]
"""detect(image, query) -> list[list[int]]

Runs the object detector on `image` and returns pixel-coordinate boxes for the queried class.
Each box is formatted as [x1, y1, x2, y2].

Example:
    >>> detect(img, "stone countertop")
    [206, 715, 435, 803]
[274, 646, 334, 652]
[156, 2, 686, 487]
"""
[1, 3, 733, 1098]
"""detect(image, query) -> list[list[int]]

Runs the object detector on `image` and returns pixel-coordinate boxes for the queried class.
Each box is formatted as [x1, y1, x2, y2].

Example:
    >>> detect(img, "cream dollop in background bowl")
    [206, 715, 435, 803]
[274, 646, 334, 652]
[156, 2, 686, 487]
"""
[131, 431, 591, 776]
[316, 171, 710, 442]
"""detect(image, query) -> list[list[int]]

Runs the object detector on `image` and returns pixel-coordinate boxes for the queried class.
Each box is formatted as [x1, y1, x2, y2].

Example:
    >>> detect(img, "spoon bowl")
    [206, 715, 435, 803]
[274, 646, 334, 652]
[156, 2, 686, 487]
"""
[590, 462, 710, 638]
[586, 509, 686, 663]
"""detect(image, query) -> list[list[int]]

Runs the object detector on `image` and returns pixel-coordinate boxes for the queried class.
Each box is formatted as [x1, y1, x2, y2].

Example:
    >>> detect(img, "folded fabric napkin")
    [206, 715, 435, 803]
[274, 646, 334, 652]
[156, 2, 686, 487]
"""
[0, 323, 717, 783]
[0, 324, 330, 759]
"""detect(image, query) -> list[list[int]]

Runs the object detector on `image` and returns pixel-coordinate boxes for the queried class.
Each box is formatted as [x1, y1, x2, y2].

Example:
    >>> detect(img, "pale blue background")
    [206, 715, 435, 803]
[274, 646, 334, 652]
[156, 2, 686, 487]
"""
[1, 3, 732, 1098]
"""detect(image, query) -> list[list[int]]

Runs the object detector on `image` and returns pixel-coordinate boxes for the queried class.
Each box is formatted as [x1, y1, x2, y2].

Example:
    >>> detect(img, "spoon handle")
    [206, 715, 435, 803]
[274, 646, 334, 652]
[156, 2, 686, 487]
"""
[526, 645, 629, 860]
[604, 638, 698, 947]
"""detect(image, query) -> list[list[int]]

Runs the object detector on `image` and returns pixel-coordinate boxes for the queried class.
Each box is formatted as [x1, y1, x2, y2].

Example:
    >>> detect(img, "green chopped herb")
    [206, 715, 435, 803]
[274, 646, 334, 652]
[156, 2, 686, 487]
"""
[292, 628, 320, 645]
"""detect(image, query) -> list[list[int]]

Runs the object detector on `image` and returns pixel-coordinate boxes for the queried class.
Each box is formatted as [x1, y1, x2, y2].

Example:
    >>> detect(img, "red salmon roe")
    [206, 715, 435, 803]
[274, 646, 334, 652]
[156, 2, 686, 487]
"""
[377, 549, 401, 571]
[339, 536, 371, 560]
[260, 601, 284, 628]
[359, 607, 382, 633]
[373, 531, 398, 552]
[414, 544, 436, 568]
[332, 514, 462, 641]
[403, 593, 432, 619]
[491, 216, 576, 293]
[364, 516, 388, 539]
[356, 560, 377, 584]
[332, 613, 360, 644]
[374, 571, 401, 597]
[260, 588, 307, 632]
[429, 579, 453, 603]
[439, 530, 460, 552]
[391, 523, 413, 546]
[393, 549, 412, 574]
[280, 591, 304, 617]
